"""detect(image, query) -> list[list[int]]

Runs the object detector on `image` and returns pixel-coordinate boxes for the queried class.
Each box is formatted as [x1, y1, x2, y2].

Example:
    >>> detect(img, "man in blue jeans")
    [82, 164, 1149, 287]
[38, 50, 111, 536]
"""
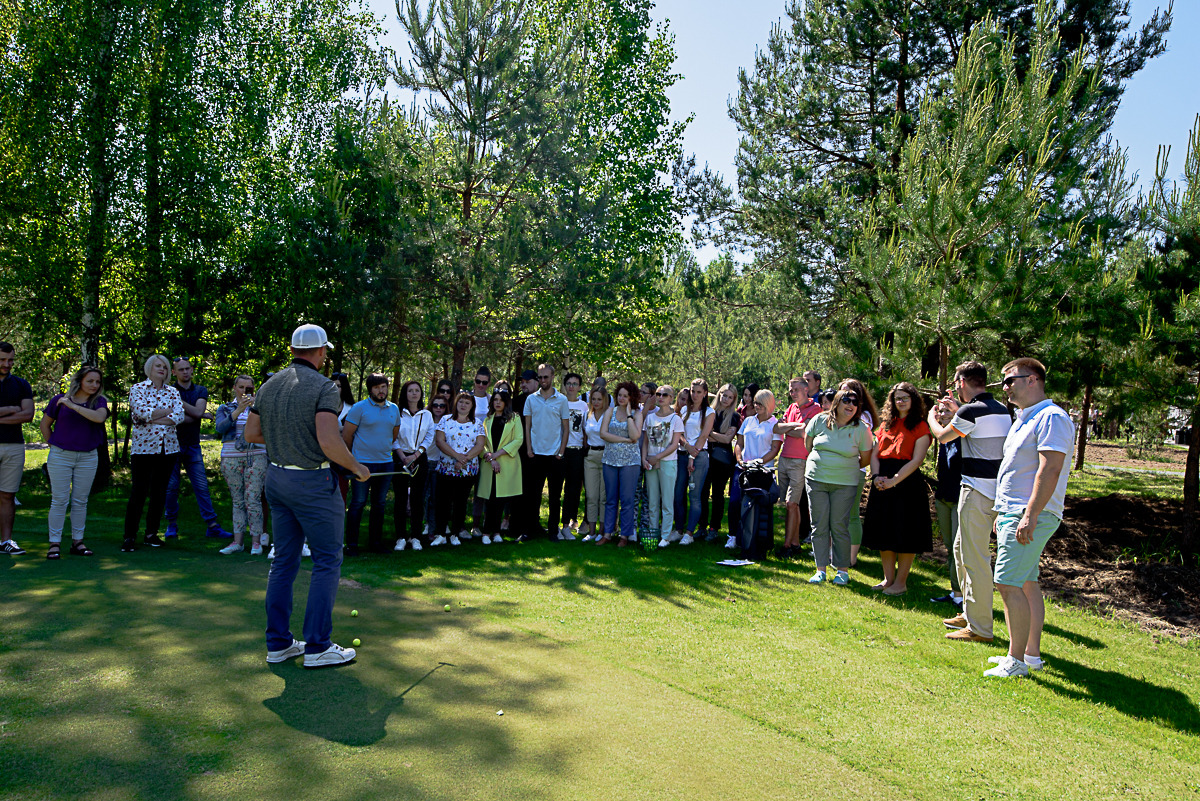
[164, 358, 232, 539]
[341, 373, 400, 555]
[244, 324, 369, 668]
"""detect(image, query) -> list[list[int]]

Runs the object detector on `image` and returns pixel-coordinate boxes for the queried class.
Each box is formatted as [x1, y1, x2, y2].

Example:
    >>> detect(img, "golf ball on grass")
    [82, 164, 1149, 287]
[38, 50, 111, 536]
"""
[444, 604, 451, 611]
[351, 609, 358, 617]
[352, 638, 361, 646]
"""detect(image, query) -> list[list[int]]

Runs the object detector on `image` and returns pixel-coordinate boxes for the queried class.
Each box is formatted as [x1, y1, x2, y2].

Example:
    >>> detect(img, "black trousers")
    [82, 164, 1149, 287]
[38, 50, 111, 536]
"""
[125, 453, 177, 539]
[435, 474, 474, 540]
[484, 493, 519, 536]
[392, 452, 427, 541]
[703, 456, 735, 531]
[526, 454, 564, 537]
[560, 448, 585, 528]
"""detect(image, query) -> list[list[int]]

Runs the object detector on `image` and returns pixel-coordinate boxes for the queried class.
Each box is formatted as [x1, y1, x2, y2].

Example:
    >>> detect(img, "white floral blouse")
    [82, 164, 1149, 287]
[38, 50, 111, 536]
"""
[128, 380, 186, 455]
[435, 418, 486, 477]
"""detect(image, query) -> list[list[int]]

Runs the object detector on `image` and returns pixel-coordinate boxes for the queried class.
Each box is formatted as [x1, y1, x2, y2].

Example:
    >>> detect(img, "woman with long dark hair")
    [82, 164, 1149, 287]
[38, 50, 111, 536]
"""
[737, 383, 759, 421]
[862, 382, 933, 595]
[479, 390, 524, 544]
[839, 378, 879, 567]
[392, 380, 434, 552]
[702, 384, 741, 541]
[40, 366, 108, 558]
[673, 379, 714, 545]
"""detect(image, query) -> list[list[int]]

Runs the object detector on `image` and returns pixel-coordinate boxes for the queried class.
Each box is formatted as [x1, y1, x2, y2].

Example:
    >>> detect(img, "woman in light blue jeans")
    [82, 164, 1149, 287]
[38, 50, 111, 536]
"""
[599, 382, 643, 546]
[673, 379, 715, 544]
[40, 366, 109, 558]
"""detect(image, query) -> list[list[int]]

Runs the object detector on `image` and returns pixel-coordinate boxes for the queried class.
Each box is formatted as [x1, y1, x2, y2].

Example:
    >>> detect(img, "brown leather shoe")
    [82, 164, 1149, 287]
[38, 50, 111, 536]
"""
[942, 613, 968, 630]
[945, 628, 994, 643]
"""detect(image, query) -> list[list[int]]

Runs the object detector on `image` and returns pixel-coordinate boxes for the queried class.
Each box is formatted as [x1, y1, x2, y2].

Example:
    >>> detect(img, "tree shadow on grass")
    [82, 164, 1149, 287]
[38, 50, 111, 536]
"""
[263, 661, 453, 746]
[1040, 654, 1200, 735]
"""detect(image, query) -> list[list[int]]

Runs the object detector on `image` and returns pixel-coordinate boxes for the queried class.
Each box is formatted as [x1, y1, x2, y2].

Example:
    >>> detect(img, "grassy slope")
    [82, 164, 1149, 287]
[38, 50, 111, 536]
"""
[1, 446, 1198, 800]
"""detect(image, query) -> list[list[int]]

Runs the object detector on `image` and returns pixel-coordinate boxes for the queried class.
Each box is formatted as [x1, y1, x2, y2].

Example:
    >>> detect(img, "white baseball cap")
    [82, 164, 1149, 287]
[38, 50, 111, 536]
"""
[290, 324, 333, 350]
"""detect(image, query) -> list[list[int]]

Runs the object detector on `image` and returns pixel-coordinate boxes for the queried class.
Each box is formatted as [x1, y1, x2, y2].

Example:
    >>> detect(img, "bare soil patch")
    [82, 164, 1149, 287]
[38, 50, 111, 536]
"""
[1080, 439, 1187, 472]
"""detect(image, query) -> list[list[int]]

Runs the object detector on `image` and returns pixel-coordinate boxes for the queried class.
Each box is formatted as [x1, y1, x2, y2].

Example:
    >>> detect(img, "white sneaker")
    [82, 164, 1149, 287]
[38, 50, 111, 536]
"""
[470, 528, 483, 539]
[665, 530, 682, 543]
[394, 538, 408, 551]
[724, 535, 737, 550]
[430, 535, 447, 547]
[679, 533, 695, 545]
[410, 538, 423, 551]
[301, 543, 311, 558]
[481, 534, 492, 545]
[559, 526, 576, 541]
[459, 529, 472, 540]
[449, 535, 461, 546]
[492, 535, 505, 543]
[657, 538, 670, 548]
[250, 537, 263, 556]
[303, 643, 356, 668]
[422, 523, 432, 536]
[989, 654, 1044, 671]
[219, 542, 244, 555]
[808, 570, 827, 584]
[983, 655, 1030, 678]
[268, 545, 276, 560]
[266, 638, 306, 663]
[582, 533, 596, 542]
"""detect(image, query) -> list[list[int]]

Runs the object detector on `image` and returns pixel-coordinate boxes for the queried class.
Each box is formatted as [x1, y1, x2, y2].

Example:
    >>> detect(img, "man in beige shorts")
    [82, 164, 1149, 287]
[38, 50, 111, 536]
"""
[0, 342, 35, 555]
[774, 376, 822, 557]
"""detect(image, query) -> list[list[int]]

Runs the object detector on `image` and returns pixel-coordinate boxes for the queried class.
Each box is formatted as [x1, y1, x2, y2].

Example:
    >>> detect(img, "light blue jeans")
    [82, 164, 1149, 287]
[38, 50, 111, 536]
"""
[46, 446, 98, 542]
[673, 450, 709, 534]
[603, 463, 640, 541]
[165, 443, 218, 527]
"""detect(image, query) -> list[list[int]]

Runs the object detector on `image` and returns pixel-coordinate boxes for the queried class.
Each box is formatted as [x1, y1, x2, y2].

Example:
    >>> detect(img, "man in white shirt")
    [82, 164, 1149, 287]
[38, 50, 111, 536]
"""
[522, 364, 570, 541]
[982, 358, 1073, 679]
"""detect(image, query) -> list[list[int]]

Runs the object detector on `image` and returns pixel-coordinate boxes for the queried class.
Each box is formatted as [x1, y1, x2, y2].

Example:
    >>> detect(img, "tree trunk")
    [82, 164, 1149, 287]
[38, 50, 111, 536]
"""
[1182, 387, 1199, 567]
[449, 341, 468, 395]
[1075, 383, 1092, 471]
[141, 71, 164, 359]
[80, 2, 119, 367]
[938, 336, 949, 394]
[390, 369, 403, 403]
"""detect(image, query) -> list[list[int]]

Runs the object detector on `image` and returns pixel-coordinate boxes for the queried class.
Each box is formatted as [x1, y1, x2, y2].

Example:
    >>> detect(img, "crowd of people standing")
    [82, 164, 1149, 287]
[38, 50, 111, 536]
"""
[0, 330, 1074, 677]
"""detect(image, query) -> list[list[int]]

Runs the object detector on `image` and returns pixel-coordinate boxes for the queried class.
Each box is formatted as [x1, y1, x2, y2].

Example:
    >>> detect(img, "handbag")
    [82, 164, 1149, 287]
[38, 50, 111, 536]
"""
[90, 444, 112, 495]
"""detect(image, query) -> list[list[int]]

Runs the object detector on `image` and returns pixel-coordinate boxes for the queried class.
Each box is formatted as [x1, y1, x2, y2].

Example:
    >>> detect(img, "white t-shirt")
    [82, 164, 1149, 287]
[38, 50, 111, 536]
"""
[994, 399, 1074, 520]
[473, 394, 490, 422]
[738, 414, 783, 468]
[680, 407, 709, 449]
[566, 398, 588, 448]
[584, 410, 607, 447]
[643, 410, 684, 462]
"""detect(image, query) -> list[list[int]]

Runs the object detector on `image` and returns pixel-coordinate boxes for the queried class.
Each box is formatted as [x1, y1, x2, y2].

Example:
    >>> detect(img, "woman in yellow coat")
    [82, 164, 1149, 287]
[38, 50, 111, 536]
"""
[478, 390, 524, 544]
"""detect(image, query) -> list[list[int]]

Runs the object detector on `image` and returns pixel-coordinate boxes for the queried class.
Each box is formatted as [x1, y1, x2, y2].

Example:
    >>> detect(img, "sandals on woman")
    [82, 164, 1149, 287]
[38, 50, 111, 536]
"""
[70, 541, 94, 556]
[47, 543, 61, 560]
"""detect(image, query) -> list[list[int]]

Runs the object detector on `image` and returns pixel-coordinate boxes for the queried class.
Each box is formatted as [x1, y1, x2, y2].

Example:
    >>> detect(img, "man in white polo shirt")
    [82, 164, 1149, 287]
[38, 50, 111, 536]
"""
[982, 357, 1072, 678]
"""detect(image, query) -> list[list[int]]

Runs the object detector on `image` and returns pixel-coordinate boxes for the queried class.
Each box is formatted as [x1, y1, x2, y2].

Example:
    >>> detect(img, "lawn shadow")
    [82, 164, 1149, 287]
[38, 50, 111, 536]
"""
[1043, 621, 1106, 650]
[263, 660, 453, 745]
[1041, 654, 1200, 735]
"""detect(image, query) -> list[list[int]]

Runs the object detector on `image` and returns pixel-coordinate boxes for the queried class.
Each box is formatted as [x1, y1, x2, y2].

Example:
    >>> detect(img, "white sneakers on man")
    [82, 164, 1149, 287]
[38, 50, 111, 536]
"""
[430, 535, 447, 547]
[266, 638, 305, 663]
[303, 643, 356, 668]
[449, 534, 462, 546]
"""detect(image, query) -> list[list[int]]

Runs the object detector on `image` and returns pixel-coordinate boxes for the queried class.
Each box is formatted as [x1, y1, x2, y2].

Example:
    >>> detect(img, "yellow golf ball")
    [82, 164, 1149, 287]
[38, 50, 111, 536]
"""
[444, 604, 451, 611]
[352, 638, 361, 646]
[351, 610, 358, 617]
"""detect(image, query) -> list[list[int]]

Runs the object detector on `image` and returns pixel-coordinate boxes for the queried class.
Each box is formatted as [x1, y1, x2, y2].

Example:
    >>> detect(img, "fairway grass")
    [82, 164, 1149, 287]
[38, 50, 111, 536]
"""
[2, 460, 1199, 800]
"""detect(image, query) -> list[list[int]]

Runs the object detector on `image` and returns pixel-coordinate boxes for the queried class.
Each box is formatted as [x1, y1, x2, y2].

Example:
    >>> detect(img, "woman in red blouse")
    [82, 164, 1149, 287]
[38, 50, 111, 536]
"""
[862, 382, 932, 595]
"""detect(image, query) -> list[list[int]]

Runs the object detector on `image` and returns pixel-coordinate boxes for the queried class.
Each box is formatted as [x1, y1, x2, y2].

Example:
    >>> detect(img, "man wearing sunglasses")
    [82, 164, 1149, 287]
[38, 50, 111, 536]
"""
[523, 363, 570, 540]
[926, 361, 1012, 645]
[982, 358, 1072, 678]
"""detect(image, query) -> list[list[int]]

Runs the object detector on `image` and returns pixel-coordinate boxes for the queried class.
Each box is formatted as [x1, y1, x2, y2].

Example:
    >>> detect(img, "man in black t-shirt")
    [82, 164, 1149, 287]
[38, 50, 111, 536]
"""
[164, 358, 232, 539]
[0, 342, 35, 555]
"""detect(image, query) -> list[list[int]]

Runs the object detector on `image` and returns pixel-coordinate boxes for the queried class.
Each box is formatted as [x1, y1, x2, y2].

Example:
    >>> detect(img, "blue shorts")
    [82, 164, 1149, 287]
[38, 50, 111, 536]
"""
[993, 511, 1060, 586]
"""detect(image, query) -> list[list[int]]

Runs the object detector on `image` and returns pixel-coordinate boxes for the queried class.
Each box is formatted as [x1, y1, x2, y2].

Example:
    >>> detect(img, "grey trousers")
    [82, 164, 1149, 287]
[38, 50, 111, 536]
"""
[46, 446, 98, 542]
[806, 478, 857, 570]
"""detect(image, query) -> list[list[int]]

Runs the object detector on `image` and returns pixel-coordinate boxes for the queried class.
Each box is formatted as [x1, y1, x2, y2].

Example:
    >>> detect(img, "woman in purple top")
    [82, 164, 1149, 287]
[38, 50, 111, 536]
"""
[39, 366, 109, 558]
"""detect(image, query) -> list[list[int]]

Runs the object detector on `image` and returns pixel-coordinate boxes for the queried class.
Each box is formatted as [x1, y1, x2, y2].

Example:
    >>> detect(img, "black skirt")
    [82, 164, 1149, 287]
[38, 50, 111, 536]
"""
[862, 457, 933, 554]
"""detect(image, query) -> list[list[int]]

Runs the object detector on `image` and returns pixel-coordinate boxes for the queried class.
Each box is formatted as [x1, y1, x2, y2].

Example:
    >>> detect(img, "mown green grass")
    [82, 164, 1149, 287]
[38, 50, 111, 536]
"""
[1071, 466, 1185, 500]
[2, 449, 1198, 801]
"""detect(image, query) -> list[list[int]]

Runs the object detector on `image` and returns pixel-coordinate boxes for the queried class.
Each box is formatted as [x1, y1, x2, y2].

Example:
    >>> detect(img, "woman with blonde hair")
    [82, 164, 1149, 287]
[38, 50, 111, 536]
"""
[40, 366, 109, 558]
[702, 383, 741, 541]
[581, 387, 609, 541]
[123, 354, 184, 552]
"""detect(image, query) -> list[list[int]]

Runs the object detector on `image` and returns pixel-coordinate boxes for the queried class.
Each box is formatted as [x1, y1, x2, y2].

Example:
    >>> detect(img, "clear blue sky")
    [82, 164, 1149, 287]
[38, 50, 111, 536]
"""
[368, 0, 1199, 207]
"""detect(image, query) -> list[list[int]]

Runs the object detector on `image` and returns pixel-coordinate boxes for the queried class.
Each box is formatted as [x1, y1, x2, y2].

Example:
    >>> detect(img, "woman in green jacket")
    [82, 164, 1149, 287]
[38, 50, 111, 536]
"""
[479, 390, 524, 544]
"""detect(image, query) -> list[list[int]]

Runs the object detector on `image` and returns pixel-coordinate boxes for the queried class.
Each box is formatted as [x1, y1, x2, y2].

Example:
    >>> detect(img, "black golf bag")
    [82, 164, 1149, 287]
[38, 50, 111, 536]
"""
[738, 461, 779, 560]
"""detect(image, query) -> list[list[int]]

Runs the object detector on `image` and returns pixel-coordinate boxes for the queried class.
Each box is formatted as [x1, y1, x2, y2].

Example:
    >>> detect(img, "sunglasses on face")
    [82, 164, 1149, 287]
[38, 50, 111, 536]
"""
[432, 403, 447, 409]
[655, 391, 671, 397]
[841, 396, 859, 406]
[1002, 374, 1033, 389]
[475, 378, 489, 385]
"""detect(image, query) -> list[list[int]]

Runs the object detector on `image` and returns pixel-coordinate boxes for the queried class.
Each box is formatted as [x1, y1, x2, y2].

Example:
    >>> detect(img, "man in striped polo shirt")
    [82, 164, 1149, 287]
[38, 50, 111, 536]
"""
[927, 361, 1012, 643]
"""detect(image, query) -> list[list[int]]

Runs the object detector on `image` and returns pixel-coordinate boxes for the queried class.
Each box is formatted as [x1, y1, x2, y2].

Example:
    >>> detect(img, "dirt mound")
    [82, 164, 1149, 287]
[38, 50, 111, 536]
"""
[1044, 494, 1199, 638]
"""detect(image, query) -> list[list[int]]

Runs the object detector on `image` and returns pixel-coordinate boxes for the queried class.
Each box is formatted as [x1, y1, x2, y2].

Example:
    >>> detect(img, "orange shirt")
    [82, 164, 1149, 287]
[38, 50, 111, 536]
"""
[875, 419, 931, 461]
